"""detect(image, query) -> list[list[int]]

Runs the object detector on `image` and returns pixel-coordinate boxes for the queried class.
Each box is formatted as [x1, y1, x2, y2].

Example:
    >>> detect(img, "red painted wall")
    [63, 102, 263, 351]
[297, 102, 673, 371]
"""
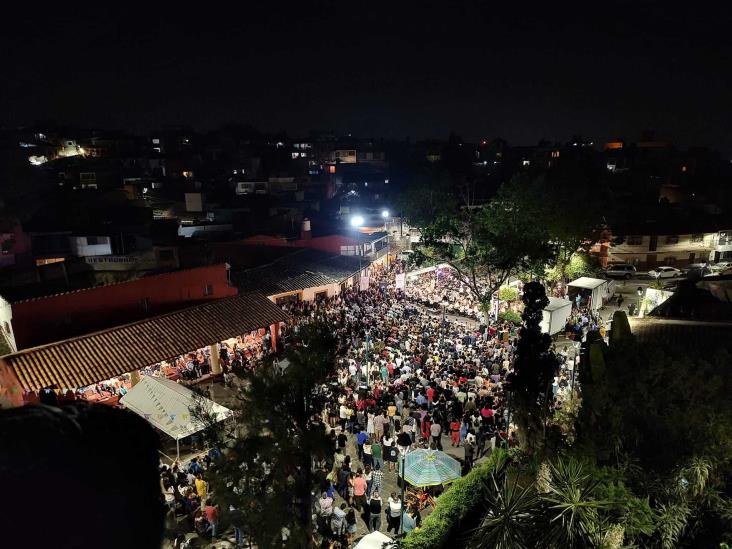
[11, 264, 238, 349]
[240, 234, 357, 254]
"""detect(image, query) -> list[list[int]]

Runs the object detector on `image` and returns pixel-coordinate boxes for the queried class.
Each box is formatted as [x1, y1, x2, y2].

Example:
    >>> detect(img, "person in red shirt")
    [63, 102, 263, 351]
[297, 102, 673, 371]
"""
[450, 419, 461, 447]
[204, 499, 219, 538]
[421, 413, 432, 442]
[426, 386, 435, 406]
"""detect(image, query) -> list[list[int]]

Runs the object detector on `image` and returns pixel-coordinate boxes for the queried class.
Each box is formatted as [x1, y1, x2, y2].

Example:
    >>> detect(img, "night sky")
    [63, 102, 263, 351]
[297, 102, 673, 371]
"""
[3, 2, 732, 151]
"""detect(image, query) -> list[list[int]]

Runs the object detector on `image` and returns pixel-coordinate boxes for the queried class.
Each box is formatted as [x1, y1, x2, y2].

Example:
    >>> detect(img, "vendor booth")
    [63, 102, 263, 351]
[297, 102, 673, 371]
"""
[541, 297, 573, 335]
[567, 277, 609, 312]
[120, 376, 232, 458]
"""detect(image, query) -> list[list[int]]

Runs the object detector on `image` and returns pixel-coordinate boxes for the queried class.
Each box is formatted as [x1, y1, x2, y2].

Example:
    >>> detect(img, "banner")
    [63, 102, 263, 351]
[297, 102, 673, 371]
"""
[395, 273, 406, 290]
[360, 276, 370, 291]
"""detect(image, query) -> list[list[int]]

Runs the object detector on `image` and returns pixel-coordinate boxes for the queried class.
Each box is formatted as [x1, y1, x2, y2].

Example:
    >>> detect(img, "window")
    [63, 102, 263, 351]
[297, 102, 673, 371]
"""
[3, 321, 10, 335]
[665, 235, 679, 245]
[139, 297, 150, 311]
[664, 257, 677, 265]
[204, 284, 214, 296]
[691, 233, 704, 243]
[627, 235, 643, 245]
[86, 236, 99, 245]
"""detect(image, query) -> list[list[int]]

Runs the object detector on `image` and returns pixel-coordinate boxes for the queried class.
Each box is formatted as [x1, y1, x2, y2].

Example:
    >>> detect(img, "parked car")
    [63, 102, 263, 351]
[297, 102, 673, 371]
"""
[682, 263, 711, 278]
[648, 266, 683, 279]
[604, 263, 637, 279]
[710, 261, 732, 274]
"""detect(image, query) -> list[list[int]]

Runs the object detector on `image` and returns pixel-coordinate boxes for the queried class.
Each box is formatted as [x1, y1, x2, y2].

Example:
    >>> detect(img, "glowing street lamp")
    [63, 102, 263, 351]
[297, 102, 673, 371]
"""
[381, 209, 390, 218]
[350, 215, 364, 227]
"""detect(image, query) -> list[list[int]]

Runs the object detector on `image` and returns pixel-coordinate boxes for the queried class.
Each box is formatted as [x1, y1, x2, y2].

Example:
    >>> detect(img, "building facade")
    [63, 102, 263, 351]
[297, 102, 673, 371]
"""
[594, 229, 731, 269]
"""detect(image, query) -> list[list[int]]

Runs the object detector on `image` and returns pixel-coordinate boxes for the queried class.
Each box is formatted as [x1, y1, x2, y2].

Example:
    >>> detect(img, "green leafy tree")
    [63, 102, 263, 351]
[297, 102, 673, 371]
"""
[575, 319, 732, 547]
[401, 169, 555, 317]
[192, 321, 339, 548]
[499, 286, 519, 302]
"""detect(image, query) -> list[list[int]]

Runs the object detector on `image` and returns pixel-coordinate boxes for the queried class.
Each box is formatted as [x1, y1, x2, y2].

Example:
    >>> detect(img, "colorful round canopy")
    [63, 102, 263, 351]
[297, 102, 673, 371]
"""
[401, 449, 462, 487]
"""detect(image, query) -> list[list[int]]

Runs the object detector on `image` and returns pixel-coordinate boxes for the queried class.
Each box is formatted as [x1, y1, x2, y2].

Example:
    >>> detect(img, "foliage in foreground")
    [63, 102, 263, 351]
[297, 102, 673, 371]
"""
[192, 321, 339, 549]
[400, 449, 509, 549]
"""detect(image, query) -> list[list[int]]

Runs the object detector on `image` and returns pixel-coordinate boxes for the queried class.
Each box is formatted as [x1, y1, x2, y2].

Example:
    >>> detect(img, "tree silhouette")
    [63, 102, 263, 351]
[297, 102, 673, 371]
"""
[192, 321, 339, 548]
[510, 282, 559, 454]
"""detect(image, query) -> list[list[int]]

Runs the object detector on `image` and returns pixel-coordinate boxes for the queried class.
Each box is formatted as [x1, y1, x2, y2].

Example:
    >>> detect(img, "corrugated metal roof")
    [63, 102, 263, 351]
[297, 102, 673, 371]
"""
[2, 292, 288, 391]
[234, 248, 363, 295]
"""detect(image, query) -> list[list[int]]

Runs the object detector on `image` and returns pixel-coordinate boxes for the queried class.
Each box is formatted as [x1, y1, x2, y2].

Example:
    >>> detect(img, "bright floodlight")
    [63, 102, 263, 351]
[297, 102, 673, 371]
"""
[351, 215, 364, 227]
[381, 209, 390, 218]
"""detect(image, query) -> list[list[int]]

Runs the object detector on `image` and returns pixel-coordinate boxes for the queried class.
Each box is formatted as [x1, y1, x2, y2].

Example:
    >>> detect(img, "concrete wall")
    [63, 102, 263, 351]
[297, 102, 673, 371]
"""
[10, 264, 238, 349]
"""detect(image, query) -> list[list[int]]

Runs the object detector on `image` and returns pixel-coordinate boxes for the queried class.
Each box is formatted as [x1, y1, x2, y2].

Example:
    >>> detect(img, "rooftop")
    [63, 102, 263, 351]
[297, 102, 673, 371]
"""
[2, 292, 288, 392]
[629, 317, 732, 354]
[233, 248, 363, 295]
[568, 277, 607, 290]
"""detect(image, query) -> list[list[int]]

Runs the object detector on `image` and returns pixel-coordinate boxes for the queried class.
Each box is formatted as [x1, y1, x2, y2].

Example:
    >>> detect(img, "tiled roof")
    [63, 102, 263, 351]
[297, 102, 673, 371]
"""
[2, 292, 288, 391]
[629, 317, 732, 354]
[233, 248, 363, 295]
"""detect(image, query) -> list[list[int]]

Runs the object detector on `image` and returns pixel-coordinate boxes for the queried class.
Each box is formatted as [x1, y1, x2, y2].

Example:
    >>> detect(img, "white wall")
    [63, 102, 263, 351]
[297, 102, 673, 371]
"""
[302, 283, 339, 301]
[69, 236, 113, 257]
[0, 296, 17, 353]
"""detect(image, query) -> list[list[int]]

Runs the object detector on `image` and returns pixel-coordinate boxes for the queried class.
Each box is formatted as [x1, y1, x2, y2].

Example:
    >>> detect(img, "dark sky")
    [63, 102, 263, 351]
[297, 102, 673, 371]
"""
[2, 1, 732, 151]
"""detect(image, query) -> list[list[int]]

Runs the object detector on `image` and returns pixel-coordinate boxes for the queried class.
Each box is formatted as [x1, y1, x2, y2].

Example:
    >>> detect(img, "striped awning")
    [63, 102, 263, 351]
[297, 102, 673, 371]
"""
[400, 449, 462, 487]
[2, 292, 288, 391]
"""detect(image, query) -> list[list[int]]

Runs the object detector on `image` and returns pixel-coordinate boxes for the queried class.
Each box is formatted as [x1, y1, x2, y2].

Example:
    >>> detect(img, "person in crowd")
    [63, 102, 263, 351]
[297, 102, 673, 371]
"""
[204, 499, 219, 539]
[352, 469, 368, 511]
[387, 493, 402, 534]
[367, 490, 382, 532]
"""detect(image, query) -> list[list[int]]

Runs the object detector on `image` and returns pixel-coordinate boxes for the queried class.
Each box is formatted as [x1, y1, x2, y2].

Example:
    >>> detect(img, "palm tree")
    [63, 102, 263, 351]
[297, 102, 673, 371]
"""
[470, 473, 541, 549]
[541, 457, 609, 548]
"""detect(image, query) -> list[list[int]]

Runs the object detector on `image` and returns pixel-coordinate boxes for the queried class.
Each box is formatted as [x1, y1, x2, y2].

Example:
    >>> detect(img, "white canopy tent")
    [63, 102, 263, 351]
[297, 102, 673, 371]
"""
[354, 531, 392, 549]
[120, 376, 233, 458]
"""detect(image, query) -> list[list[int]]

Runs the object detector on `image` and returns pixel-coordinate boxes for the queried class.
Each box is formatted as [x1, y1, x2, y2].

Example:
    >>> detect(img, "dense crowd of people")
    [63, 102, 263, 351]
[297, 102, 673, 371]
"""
[162, 262, 589, 547]
[279, 262, 520, 547]
[404, 267, 488, 320]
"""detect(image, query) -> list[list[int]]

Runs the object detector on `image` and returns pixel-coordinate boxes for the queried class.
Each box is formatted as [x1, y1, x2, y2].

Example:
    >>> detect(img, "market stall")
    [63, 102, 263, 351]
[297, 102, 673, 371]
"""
[120, 376, 233, 458]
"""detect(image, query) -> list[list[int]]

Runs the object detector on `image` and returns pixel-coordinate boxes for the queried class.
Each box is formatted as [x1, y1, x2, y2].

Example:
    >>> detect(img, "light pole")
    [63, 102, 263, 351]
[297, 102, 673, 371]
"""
[382, 209, 390, 268]
[351, 215, 364, 281]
